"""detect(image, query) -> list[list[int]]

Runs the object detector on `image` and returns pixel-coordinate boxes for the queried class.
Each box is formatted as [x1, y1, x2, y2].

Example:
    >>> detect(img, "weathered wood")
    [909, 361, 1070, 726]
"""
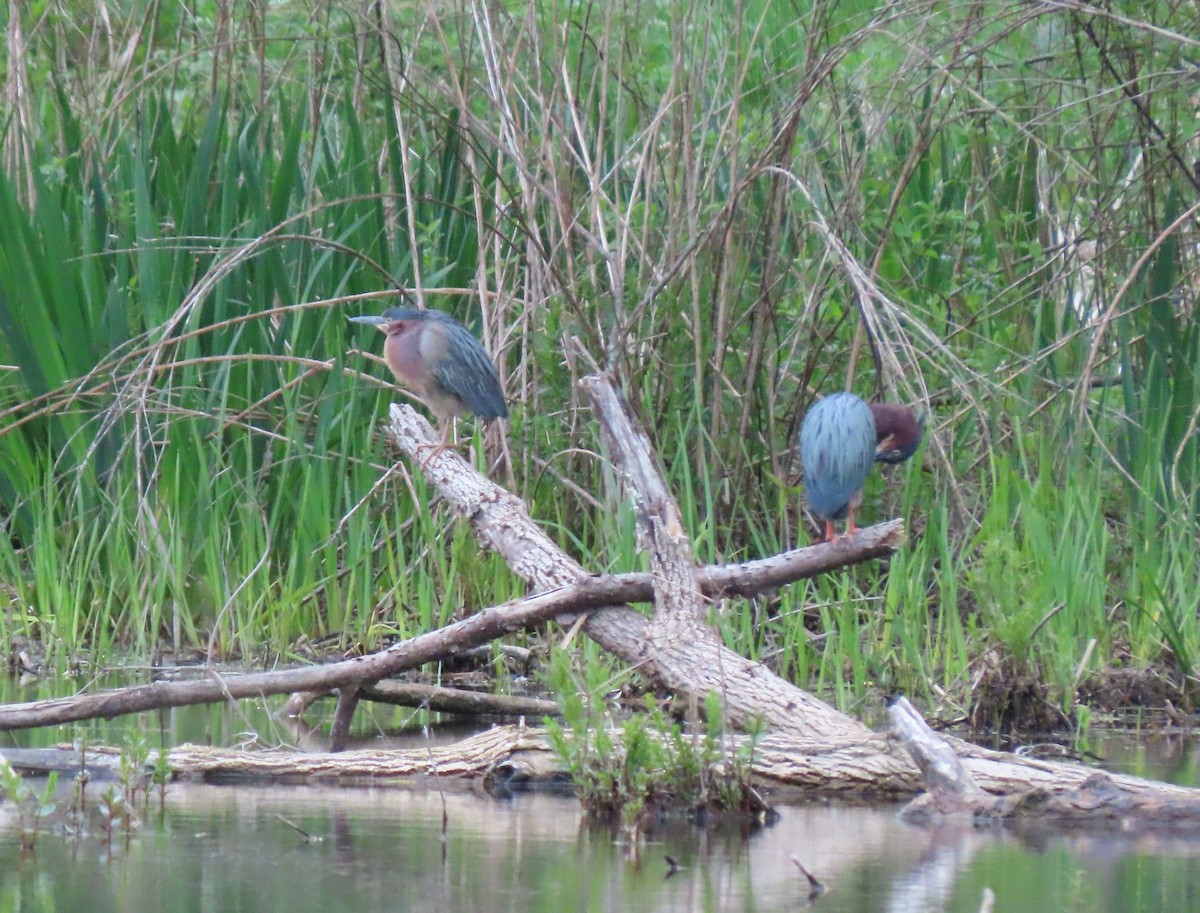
[0, 747, 125, 781]
[0, 728, 556, 790]
[164, 724, 1200, 818]
[0, 580, 626, 731]
[389, 391, 886, 744]
[8, 723, 1200, 825]
[583, 376, 706, 631]
[586, 374, 745, 724]
[329, 685, 360, 752]
[170, 725, 551, 786]
[889, 696, 1200, 823]
[889, 696, 987, 813]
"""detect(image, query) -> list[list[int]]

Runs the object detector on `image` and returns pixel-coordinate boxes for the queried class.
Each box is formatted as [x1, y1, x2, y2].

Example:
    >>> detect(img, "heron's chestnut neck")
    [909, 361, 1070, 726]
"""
[870, 404, 924, 464]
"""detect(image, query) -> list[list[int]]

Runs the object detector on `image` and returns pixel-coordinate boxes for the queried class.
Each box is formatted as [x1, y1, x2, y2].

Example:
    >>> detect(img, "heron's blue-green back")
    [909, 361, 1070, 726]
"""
[425, 313, 507, 419]
[798, 392, 876, 520]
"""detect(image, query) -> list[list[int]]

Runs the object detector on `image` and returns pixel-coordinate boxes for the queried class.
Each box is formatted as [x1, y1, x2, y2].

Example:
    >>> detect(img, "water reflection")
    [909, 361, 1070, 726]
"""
[4, 672, 1200, 911]
[2, 784, 1200, 913]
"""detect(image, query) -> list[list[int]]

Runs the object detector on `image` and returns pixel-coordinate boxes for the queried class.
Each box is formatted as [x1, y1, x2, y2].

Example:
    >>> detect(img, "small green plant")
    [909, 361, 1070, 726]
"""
[97, 786, 125, 856]
[66, 739, 90, 839]
[0, 762, 58, 853]
[0, 738, 170, 854]
[543, 649, 765, 829]
[1073, 703, 1093, 754]
[150, 746, 172, 814]
[116, 733, 151, 832]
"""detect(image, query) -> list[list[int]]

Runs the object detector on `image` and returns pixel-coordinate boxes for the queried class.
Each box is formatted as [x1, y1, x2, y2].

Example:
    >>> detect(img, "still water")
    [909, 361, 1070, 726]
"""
[2, 753, 1200, 913]
[2, 678, 1200, 912]
[2, 782, 1199, 913]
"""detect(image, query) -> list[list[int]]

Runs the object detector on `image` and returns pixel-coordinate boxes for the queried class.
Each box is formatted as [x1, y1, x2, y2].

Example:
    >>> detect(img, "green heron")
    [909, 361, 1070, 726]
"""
[350, 306, 507, 458]
[798, 392, 923, 542]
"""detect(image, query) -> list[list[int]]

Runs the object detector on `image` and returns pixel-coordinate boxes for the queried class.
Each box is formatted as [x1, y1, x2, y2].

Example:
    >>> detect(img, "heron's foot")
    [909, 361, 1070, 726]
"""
[415, 441, 455, 468]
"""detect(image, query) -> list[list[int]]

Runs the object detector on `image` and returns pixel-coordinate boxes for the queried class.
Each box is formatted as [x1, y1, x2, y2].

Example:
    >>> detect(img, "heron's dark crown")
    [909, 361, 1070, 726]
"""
[382, 306, 439, 323]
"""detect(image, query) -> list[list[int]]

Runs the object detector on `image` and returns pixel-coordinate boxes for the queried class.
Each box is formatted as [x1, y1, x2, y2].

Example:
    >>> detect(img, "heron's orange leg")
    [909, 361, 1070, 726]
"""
[416, 422, 456, 468]
[845, 506, 859, 538]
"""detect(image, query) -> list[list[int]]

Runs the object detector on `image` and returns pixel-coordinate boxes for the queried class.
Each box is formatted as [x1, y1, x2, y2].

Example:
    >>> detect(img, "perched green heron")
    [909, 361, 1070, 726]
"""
[350, 306, 507, 457]
[798, 392, 923, 542]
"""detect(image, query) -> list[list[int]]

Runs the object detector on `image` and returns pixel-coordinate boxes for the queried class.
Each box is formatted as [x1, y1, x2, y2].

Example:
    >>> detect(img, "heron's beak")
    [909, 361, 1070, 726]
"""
[348, 315, 389, 330]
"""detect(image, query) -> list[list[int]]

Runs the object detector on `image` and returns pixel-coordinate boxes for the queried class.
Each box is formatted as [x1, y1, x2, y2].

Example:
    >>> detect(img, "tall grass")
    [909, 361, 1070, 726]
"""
[0, 2, 1196, 723]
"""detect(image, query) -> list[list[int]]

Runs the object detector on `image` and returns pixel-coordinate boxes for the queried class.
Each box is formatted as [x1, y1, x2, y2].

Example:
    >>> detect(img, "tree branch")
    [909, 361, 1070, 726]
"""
[0, 518, 900, 732]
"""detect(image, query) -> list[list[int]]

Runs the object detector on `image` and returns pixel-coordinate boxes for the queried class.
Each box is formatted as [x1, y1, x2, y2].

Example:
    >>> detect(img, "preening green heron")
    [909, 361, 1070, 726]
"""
[798, 392, 923, 542]
[350, 306, 507, 457]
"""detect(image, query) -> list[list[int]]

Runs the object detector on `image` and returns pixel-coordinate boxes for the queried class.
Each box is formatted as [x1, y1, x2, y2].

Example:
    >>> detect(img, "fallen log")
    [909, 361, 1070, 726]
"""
[6, 721, 1200, 827]
[386, 379, 890, 744]
[358, 682, 558, 717]
[887, 696, 1200, 823]
[889, 696, 988, 814]
[1, 725, 556, 788]
[283, 680, 556, 722]
[0, 531, 898, 732]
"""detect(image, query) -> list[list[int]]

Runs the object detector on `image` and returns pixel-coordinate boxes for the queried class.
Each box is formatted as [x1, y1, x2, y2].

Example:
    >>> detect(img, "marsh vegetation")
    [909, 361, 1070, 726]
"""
[0, 0, 1197, 744]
